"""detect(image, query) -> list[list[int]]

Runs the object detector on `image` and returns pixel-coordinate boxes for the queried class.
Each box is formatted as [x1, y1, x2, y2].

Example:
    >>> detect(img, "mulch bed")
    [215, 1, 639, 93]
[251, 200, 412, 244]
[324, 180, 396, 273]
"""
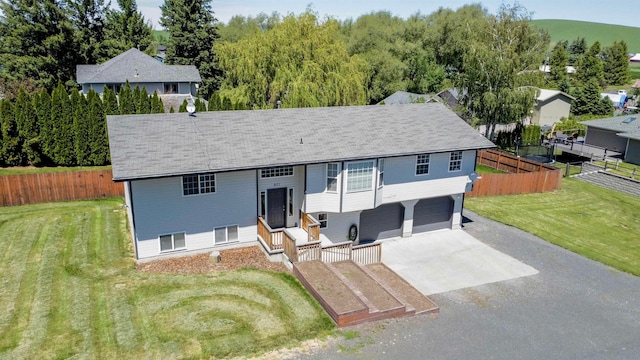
[136, 245, 287, 274]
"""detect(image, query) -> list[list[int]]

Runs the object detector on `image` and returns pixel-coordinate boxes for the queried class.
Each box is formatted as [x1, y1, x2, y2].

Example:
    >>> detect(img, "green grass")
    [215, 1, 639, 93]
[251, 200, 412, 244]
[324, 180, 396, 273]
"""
[0, 165, 111, 176]
[476, 164, 508, 174]
[466, 178, 640, 276]
[594, 160, 639, 179]
[0, 199, 333, 358]
[154, 30, 170, 43]
[532, 19, 640, 52]
[630, 63, 640, 80]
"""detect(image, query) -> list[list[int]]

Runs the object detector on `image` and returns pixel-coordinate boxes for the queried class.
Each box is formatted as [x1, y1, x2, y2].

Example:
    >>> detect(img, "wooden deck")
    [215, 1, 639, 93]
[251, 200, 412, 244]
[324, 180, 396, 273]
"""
[293, 260, 439, 327]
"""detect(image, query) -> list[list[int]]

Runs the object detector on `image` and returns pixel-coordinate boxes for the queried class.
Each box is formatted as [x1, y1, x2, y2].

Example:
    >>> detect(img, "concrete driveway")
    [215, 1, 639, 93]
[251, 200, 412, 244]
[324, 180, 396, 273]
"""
[297, 210, 640, 359]
[380, 229, 538, 295]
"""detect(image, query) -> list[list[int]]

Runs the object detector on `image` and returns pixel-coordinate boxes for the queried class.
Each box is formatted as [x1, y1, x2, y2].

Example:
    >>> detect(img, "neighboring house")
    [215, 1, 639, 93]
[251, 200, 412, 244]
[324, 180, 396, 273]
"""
[630, 53, 640, 63]
[107, 103, 494, 260]
[378, 91, 440, 105]
[538, 65, 577, 74]
[76, 48, 201, 97]
[600, 92, 628, 109]
[531, 89, 574, 127]
[581, 115, 640, 164]
[436, 88, 461, 110]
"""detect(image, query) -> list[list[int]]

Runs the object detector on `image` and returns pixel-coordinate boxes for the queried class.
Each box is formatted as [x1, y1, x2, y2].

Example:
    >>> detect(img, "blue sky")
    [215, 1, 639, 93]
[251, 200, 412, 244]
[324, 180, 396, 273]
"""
[136, 1, 637, 29]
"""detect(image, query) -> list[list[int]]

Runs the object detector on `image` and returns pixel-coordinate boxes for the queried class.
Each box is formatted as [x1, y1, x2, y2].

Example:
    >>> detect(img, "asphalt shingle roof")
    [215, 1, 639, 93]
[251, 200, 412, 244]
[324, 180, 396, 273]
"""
[76, 48, 201, 84]
[107, 103, 495, 181]
[580, 115, 640, 133]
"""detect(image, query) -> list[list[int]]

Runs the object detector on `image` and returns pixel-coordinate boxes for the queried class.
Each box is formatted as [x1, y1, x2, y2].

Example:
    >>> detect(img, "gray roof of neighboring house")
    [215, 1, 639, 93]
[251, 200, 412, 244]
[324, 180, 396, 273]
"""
[76, 48, 201, 84]
[537, 89, 575, 102]
[108, 103, 495, 181]
[580, 115, 640, 133]
[378, 91, 439, 105]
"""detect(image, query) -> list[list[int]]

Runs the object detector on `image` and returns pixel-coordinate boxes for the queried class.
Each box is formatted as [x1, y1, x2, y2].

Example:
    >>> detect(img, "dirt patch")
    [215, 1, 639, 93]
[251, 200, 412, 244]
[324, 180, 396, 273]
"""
[137, 245, 287, 274]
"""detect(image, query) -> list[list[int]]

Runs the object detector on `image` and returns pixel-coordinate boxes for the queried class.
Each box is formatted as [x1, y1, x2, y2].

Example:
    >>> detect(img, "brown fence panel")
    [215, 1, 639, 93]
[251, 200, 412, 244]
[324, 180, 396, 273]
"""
[0, 170, 124, 206]
[468, 150, 562, 197]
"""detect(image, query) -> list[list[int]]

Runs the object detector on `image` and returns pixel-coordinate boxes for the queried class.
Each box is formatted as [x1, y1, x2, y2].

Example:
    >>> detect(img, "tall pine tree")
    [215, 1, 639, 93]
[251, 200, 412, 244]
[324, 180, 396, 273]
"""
[603, 41, 631, 86]
[102, 87, 120, 115]
[118, 81, 136, 114]
[51, 83, 75, 165]
[15, 89, 41, 165]
[0, 0, 79, 91]
[69, 0, 110, 63]
[71, 89, 92, 165]
[87, 89, 109, 165]
[104, 0, 156, 58]
[34, 89, 54, 164]
[160, 0, 222, 98]
[0, 100, 21, 166]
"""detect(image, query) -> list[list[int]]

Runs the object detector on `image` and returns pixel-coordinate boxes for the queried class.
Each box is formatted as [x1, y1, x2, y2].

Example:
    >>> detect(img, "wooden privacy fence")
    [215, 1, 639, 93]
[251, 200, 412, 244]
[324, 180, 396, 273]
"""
[467, 150, 562, 197]
[0, 170, 124, 206]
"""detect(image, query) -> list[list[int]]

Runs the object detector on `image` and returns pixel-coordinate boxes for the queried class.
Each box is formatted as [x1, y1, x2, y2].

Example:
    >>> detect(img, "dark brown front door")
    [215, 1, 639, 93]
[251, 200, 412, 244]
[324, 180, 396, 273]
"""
[267, 188, 287, 229]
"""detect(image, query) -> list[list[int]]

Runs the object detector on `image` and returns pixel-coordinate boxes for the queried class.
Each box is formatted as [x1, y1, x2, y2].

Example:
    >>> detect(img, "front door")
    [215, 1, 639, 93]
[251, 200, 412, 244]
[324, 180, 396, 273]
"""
[267, 187, 287, 229]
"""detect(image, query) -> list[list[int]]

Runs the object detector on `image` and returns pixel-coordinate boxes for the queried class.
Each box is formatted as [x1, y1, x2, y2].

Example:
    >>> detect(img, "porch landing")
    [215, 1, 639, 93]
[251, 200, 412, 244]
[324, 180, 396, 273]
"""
[293, 260, 438, 327]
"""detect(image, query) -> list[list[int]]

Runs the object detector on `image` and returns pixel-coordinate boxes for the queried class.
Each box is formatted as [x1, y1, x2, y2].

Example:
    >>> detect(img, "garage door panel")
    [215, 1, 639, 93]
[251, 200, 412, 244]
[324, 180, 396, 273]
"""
[413, 197, 452, 233]
[359, 204, 404, 241]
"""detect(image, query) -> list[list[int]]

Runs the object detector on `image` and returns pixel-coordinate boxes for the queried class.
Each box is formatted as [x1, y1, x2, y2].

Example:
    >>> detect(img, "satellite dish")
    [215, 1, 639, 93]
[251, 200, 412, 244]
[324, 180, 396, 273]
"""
[469, 171, 479, 182]
[186, 103, 196, 115]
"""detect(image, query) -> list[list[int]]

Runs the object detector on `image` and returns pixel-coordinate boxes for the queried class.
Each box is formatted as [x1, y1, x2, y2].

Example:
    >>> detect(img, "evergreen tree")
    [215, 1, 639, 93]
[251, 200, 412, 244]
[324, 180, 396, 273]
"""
[208, 92, 221, 111]
[69, 0, 110, 63]
[548, 45, 569, 89]
[137, 87, 152, 114]
[51, 83, 75, 165]
[0, 100, 22, 165]
[575, 41, 605, 87]
[571, 79, 606, 116]
[87, 90, 109, 165]
[71, 89, 91, 165]
[195, 98, 207, 112]
[132, 86, 142, 113]
[603, 41, 631, 86]
[118, 81, 135, 114]
[568, 37, 587, 65]
[179, 99, 188, 112]
[34, 89, 54, 163]
[151, 91, 165, 113]
[160, 0, 222, 98]
[169, 107, 175, 113]
[104, 0, 155, 58]
[102, 87, 120, 115]
[15, 89, 41, 165]
[0, 0, 80, 91]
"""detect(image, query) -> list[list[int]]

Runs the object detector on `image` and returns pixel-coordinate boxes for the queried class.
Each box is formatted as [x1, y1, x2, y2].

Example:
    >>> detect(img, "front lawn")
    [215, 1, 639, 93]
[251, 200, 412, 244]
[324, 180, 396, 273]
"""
[0, 165, 112, 175]
[0, 199, 333, 358]
[465, 178, 640, 276]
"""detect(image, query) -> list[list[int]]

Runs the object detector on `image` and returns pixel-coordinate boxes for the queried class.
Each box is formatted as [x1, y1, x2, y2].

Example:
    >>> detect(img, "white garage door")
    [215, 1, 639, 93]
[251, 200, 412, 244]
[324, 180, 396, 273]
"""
[359, 203, 404, 242]
[413, 197, 453, 233]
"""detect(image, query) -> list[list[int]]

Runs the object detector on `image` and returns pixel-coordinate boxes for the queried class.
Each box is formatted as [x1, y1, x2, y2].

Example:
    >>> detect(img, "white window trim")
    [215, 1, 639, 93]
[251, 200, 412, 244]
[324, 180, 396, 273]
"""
[448, 151, 463, 172]
[159, 231, 187, 252]
[326, 163, 339, 193]
[182, 173, 216, 196]
[345, 160, 374, 193]
[260, 166, 294, 178]
[378, 159, 385, 188]
[317, 213, 328, 228]
[214, 224, 240, 245]
[415, 154, 430, 176]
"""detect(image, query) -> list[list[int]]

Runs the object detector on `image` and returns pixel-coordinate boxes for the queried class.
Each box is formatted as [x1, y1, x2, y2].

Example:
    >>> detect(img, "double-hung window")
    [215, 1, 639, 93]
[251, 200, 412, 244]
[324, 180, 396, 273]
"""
[183, 173, 215, 195]
[378, 159, 385, 187]
[215, 225, 238, 244]
[449, 151, 463, 171]
[160, 232, 186, 252]
[164, 82, 178, 94]
[346, 161, 373, 192]
[318, 213, 328, 228]
[416, 154, 430, 175]
[326, 163, 339, 192]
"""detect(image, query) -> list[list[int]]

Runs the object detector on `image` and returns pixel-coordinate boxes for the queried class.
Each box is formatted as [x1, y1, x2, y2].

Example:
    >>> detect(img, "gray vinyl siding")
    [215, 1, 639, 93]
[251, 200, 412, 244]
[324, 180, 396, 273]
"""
[131, 170, 257, 259]
[624, 139, 640, 165]
[585, 128, 628, 153]
[305, 163, 341, 213]
[316, 211, 361, 243]
[257, 166, 305, 228]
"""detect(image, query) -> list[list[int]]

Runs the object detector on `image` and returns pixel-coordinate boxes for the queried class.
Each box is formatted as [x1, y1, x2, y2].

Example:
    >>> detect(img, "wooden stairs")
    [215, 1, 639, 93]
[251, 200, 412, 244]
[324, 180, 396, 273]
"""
[293, 260, 439, 327]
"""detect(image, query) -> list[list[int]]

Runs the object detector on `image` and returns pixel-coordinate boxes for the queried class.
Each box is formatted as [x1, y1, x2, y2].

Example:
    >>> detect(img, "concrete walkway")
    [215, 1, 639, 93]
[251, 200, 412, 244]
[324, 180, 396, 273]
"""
[380, 229, 539, 295]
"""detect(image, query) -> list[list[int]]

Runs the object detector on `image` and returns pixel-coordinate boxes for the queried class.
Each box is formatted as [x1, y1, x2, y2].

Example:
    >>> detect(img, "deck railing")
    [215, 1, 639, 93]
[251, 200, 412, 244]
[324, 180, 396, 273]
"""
[352, 243, 382, 265]
[282, 230, 298, 262]
[296, 241, 322, 262]
[301, 211, 321, 242]
[257, 217, 284, 250]
[321, 241, 353, 263]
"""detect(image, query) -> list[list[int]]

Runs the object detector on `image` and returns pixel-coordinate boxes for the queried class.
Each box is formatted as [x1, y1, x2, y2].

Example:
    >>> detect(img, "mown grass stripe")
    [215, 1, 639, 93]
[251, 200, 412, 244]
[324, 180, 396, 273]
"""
[0, 215, 49, 351]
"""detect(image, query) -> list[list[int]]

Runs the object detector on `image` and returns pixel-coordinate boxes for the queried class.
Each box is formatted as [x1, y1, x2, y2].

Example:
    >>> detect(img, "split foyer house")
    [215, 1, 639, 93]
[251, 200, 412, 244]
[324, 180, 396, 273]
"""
[581, 115, 640, 165]
[76, 48, 201, 100]
[107, 103, 495, 260]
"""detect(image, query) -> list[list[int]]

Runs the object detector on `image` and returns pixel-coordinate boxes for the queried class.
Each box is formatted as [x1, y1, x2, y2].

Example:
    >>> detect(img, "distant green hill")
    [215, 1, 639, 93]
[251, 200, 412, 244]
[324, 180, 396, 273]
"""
[531, 19, 640, 52]
[154, 30, 170, 43]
